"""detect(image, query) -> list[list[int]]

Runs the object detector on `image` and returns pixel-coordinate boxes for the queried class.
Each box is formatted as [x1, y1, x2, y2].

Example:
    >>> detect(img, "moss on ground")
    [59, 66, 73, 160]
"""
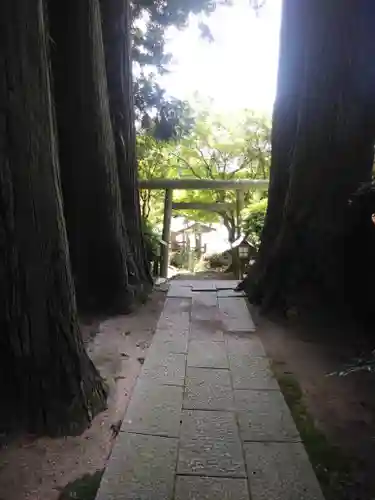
[272, 361, 355, 500]
[58, 470, 104, 500]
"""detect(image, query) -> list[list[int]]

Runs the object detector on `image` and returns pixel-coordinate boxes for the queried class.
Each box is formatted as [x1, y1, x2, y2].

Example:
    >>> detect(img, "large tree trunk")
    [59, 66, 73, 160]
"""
[100, 0, 152, 288]
[48, 0, 137, 310]
[0, 0, 106, 435]
[242, 0, 375, 311]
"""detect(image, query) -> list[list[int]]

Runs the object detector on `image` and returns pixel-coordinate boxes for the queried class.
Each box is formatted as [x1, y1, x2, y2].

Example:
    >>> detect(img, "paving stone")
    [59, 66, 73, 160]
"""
[214, 281, 241, 290]
[175, 476, 250, 500]
[234, 390, 301, 442]
[187, 341, 228, 369]
[149, 338, 188, 355]
[189, 321, 224, 342]
[183, 368, 234, 411]
[217, 289, 246, 297]
[167, 287, 193, 298]
[244, 442, 325, 500]
[154, 309, 189, 348]
[96, 433, 178, 500]
[121, 381, 183, 437]
[218, 297, 255, 332]
[140, 352, 186, 386]
[192, 291, 217, 306]
[192, 292, 218, 321]
[225, 334, 266, 357]
[229, 355, 278, 390]
[161, 298, 191, 315]
[157, 304, 191, 333]
[191, 282, 217, 291]
[178, 410, 246, 477]
[180, 280, 214, 289]
[169, 281, 192, 287]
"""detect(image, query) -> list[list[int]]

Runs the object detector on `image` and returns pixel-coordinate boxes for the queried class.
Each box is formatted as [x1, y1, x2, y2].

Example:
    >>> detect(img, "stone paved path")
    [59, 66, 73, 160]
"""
[96, 281, 325, 500]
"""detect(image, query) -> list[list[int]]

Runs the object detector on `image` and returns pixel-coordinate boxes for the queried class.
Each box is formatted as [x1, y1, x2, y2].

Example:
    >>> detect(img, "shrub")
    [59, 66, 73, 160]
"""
[141, 219, 161, 265]
[170, 250, 187, 269]
[243, 198, 268, 249]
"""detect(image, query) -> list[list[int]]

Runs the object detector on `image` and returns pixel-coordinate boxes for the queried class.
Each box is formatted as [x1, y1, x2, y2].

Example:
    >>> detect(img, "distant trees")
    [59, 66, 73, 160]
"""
[138, 109, 271, 243]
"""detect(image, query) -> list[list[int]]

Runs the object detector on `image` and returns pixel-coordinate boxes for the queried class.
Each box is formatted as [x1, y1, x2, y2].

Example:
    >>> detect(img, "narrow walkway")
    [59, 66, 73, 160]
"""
[96, 280, 324, 500]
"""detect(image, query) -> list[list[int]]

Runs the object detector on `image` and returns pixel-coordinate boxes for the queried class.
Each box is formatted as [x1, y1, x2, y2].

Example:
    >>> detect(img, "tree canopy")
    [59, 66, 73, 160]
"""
[132, 0, 230, 134]
[138, 107, 271, 241]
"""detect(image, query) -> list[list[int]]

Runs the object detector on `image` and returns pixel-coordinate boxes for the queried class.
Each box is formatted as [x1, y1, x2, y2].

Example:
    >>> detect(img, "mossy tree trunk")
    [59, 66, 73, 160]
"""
[0, 0, 107, 435]
[242, 0, 375, 311]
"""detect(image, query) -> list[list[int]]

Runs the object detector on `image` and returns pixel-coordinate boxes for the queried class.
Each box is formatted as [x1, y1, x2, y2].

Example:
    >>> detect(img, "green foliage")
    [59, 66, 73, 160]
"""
[137, 109, 271, 240]
[132, 1, 268, 137]
[132, 0, 232, 68]
[203, 252, 228, 269]
[170, 250, 188, 268]
[137, 135, 177, 223]
[170, 109, 271, 238]
[132, 0, 231, 135]
[141, 217, 162, 265]
[242, 198, 268, 248]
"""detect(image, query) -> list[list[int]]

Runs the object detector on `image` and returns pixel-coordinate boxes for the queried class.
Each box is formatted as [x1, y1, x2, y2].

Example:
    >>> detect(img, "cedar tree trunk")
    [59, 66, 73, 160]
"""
[48, 0, 136, 310]
[100, 0, 152, 288]
[242, 0, 375, 311]
[0, 0, 107, 435]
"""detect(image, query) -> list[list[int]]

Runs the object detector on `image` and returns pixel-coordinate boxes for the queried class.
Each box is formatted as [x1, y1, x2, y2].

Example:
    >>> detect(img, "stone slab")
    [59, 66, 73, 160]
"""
[244, 442, 325, 500]
[225, 334, 266, 357]
[218, 297, 255, 332]
[214, 281, 241, 290]
[191, 292, 218, 321]
[187, 341, 228, 369]
[167, 287, 193, 298]
[189, 320, 224, 342]
[96, 433, 178, 500]
[154, 309, 190, 349]
[191, 282, 217, 291]
[192, 291, 218, 306]
[217, 289, 246, 298]
[183, 368, 234, 411]
[168, 281, 192, 287]
[175, 476, 250, 500]
[189, 322, 224, 342]
[178, 410, 246, 477]
[234, 390, 301, 442]
[229, 355, 279, 390]
[161, 298, 191, 315]
[140, 352, 186, 386]
[157, 309, 190, 335]
[149, 338, 188, 355]
[121, 381, 183, 437]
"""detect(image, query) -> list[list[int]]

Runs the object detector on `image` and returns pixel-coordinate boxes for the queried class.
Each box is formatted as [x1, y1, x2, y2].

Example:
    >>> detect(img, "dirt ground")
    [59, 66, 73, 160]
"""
[254, 307, 375, 500]
[0, 288, 166, 500]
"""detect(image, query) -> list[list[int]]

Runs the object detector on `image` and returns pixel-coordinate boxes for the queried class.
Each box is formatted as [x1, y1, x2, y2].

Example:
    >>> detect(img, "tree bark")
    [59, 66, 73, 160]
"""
[48, 0, 136, 310]
[0, 0, 106, 435]
[242, 0, 375, 311]
[100, 0, 152, 288]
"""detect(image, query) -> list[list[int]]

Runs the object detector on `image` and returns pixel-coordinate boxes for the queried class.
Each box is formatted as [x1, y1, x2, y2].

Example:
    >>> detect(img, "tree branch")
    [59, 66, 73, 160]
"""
[169, 151, 203, 179]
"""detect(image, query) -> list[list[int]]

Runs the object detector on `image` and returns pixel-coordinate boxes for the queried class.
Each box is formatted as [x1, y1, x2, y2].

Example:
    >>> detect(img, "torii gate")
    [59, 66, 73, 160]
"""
[138, 178, 269, 278]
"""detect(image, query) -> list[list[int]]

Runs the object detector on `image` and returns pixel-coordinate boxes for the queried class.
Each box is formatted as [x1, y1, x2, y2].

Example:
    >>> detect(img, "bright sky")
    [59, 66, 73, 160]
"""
[159, 0, 282, 114]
